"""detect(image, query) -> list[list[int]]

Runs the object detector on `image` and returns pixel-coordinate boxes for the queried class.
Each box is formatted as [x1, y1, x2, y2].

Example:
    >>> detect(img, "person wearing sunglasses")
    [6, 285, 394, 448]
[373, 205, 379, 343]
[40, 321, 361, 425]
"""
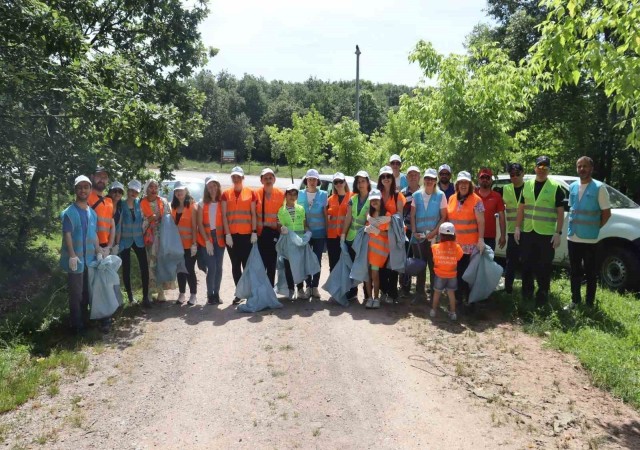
[502, 163, 525, 294]
[389, 154, 408, 192]
[437, 164, 455, 200]
[515, 156, 565, 308]
[475, 168, 506, 252]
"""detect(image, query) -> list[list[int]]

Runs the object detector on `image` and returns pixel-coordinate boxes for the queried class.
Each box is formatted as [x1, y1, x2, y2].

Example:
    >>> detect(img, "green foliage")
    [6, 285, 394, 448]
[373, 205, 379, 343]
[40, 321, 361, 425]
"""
[291, 106, 328, 168]
[327, 118, 371, 176]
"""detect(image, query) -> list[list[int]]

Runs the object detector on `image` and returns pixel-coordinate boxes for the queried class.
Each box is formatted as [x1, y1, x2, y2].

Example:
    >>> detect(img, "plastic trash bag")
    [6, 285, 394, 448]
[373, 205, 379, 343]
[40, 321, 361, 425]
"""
[274, 232, 320, 294]
[236, 244, 283, 313]
[462, 244, 503, 303]
[349, 228, 370, 283]
[387, 214, 406, 272]
[88, 255, 122, 320]
[156, 214, 187, 283]
[322, 242, 355, 306]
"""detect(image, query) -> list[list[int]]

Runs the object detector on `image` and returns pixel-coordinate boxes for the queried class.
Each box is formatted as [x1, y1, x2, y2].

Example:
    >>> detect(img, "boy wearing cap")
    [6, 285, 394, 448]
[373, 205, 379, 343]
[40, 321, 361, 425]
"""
[501, 163, 525, 293]
[438, 164, 455, 200]
[430, 222, 464, 321]
[389, 154, 408, 192]
[60, 176, 101, 334]
[475, 168, 506, 251]
[515, 156, 565, 307]
[255, 168, 285, 286]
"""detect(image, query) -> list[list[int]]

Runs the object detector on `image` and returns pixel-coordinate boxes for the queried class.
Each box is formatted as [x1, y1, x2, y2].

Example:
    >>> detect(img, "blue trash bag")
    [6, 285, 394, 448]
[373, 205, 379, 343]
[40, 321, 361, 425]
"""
[237, 244, 283, 313]
[274, 232, 321, 292]
[322, 242, 355, 306]
[462, 245, 503, 303]
[156, 214, 188, 283]
[88, 255, 122, 320]
[387, 214, 407, 272]
[349, 228, 370, 283]
[275, 256, 290, 297]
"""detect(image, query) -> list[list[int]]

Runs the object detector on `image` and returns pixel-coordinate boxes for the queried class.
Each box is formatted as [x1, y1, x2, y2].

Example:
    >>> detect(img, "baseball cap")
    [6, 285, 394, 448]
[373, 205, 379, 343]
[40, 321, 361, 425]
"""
[439, 222, 456, 235]
[109, 181, 125, 192]
[423, 168, 438, 179]
[478, 168, 493, 178]
[204, 175, 220, 185]
[389, 154, 402, 163]
[173, 181, 186, 191]
[260, 168, 275, 177]
[456, 171, 472, 183]
[438, 164, 452, 174]
[230, 166, 244, 177]
[74, 175, 92, 187]
[332, 172, 346, 181]
[285, 184, 299, 193]
[406, 165, 420, 175]
[127, 180, 142, 192]
[369, 188, 382, 201]
[535, 156, 551, 167]
[355, 170, 370, 180]
[508, 162, 524, 173]
[379, 166, 393, 176]
[95, 166, 108, 175]
[304, 169, 320, 180]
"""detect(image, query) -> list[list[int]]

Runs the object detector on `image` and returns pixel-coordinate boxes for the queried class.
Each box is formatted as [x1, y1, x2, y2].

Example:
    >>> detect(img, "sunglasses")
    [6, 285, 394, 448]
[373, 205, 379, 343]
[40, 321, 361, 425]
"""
[110, 189, 124, 195]
[390, 161, 401, 166]
[509, 172, 522, 177]
[536, 164, 549, 170]
[333, 180, 344, 185]
[439, 172, 451, 176]
[380, 174, 393, 180]
[479, 175, 491, 180]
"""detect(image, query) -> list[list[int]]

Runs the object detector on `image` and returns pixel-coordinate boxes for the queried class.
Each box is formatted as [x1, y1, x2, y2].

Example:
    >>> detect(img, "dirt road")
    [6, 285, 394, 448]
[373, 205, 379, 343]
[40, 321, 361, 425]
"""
[2, 254, 639, 449]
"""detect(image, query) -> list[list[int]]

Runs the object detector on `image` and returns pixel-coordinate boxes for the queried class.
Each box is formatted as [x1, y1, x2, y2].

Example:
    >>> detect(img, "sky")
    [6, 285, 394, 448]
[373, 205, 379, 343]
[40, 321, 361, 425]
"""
[199, 0, 493, 86]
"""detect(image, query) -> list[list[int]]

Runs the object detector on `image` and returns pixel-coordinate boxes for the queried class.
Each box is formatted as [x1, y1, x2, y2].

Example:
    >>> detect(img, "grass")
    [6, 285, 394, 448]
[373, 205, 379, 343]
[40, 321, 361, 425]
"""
[494, 277, 640, 409]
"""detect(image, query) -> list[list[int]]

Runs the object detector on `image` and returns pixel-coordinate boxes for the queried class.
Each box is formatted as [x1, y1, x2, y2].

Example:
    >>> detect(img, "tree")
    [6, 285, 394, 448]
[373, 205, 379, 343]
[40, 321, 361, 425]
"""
[291, 105, 328, 168]
[358, 90, 385, 135]
[327, 118, 370, 176]
[264, 125, 302, 182]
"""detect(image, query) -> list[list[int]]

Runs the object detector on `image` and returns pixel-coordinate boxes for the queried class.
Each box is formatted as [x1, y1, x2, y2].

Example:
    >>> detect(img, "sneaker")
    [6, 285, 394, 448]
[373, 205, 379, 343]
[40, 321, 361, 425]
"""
[142, 296, 152, 308]
[207, 294, 216, 305]
[297, 288, 309, 300]
[288, 289, 295, 300]
[381, 293, 392, 304]
[157, 290, 166, 302]
[187, 294, 197, 306]
[214, 293, 221, 304]
[176, 293, 186, 305]
[305, 287, 312, 299]
[312, 287, 321, 298]
[429, 309, 436, 318]
[232, 297, 242, 305]
[372, 298, 381, 309]
[449, 312, 457, 321]
[365, 298, 374, 309]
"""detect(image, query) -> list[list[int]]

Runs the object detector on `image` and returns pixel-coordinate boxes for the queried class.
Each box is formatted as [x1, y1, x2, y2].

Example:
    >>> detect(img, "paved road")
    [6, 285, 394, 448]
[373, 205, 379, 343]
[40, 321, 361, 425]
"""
[169, 169, 301, 189]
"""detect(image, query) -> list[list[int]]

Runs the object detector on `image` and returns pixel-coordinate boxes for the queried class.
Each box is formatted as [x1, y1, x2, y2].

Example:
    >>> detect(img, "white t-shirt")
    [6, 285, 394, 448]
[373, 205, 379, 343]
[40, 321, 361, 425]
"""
[306, 191, 317, 209]
[568, 183, 611, 243]
[208, 203, 218, 230]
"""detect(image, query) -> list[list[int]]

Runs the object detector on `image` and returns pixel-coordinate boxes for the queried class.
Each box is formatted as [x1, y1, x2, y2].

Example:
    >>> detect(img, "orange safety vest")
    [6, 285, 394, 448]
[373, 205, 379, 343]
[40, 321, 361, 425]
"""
[140, 197, 165, 219]
[367, 214, 391, 268]
[197, 201, 225, 247]
[171, 204, 195, 249]
[326, 192, 354, 238]
[432, 241, 464, 279]
[255, 187, 285, 235]
[382, 191, 406, 215]
[223, 187, 254, 235]
[88, 191, 114, 245]
[447, 193, 482, 246]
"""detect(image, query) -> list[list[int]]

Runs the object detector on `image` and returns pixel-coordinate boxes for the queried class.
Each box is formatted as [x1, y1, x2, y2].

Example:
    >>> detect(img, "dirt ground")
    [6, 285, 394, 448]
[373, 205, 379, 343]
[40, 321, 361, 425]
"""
[2, 253, 640, 449]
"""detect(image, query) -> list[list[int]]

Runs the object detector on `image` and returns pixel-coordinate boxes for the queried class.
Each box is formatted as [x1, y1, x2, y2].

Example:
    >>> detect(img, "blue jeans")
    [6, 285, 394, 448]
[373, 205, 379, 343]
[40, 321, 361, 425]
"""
[199, 238, 225, 295]
[306, 238, 325, 288]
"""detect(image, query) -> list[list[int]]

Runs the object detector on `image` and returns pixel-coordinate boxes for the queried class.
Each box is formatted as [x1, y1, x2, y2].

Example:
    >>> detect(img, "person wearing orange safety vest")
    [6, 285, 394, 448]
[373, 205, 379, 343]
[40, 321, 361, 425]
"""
[170, 181, 198, 306]
[447, 171, 485, 308]
[88, 166, 115, 257]
[326, 172, 353, 272]
[197, 175, 226, 305]
[364, 189, 392, 309]
[255, 168, 285, 287]
[221, 166, 258, 305]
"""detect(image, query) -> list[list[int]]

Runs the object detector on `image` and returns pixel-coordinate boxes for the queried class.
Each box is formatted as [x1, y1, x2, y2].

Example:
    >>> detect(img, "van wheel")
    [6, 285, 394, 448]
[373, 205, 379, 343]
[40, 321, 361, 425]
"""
[600, 247, 640, 291]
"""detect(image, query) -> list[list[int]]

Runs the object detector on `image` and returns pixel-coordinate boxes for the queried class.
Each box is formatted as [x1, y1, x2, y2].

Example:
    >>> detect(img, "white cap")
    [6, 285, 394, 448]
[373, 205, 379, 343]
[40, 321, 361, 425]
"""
[439, 222, 456, 235]
[379, 166, 393, 176]
[332, 172, 346, 181]
[260, 168, 275, 177]
[109, 181, 124, 191]
[204, 175, 219, 185]
[128, 180, 142, 192]
[230, 166, 244, 177]
[74, 175, 91, 187]
[438, 164, 452, 174]
[285, 184, 299, 193]
[304, 169, 320, 180]
[368, 188, 382, 201]
[173, 181, 187, 191]
[407, 165, 420, 175]
[423, 168, 438, 179]
[456, 171, 472, 183]
[389, 154, 402, 163]
[355, 170, 370, 180]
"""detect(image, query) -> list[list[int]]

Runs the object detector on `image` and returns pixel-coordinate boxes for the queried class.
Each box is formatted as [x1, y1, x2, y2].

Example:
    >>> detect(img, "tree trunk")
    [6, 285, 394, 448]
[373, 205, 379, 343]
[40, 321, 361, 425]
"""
[16, 168, 42, 253]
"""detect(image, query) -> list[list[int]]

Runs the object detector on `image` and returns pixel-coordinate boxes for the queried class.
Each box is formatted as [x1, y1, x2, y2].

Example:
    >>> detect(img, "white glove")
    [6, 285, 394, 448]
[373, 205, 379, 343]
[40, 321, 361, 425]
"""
[96, 252, 103, 262]
[364, 225, 380, 235]
[514, 227, 521, 245]
[340, 233, 346, 244]
[281, 226, 289, 235]
[303, 231, 312, 244]
[100, 246, 110, 257]
[111, 244, 119, 255]
[476, 239, 485, 254]
[225, 234, 233, 248]
[550, 232, 561, 249]
[190, 244, 197, 257]
[205, 240, 214, 256]
[69, 256, 79, 271]
[250, 232, 258, 244]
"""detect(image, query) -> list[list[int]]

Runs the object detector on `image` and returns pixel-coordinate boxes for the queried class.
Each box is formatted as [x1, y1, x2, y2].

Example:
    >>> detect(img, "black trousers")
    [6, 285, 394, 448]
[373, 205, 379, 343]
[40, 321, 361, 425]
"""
[484, 238, 496, 251]
[327, 237, 341, 272]
[258, 228, 279, 286]
[520, 231, 555, 304]
[568, 241, 598, 305]
[228, 233, 252, 286]
[411, 240, 434, 295]
[505, 234, 521, 291]
[284, 259, 304, 290]
[456, 253, 471, 303]
[177, 249, 197, 294]
[380, 267, 399, 299]
[400, 230, 413, 291]
[120, 243, 149, 300]
[68, 268, 89, 331]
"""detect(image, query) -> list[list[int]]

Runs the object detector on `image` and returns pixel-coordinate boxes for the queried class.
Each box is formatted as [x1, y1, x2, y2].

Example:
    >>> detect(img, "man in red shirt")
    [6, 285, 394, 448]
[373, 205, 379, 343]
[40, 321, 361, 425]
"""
[475, 168, 506, 251]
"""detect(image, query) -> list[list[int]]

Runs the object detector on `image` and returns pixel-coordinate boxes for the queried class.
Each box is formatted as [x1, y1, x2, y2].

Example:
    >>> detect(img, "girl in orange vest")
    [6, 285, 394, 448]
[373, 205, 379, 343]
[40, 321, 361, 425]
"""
[326, 172, 352, 272]
[364, 189, 392, 309]
[446, 171, 485, 307]
[171, 182, 198, 305]
[430, 222, 464, 321]
[197, 175, 226, 305]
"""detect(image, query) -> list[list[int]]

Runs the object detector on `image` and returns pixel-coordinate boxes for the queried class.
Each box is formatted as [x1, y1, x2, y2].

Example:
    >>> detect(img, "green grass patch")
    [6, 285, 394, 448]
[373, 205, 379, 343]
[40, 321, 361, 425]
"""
[494, 278, 640, 408]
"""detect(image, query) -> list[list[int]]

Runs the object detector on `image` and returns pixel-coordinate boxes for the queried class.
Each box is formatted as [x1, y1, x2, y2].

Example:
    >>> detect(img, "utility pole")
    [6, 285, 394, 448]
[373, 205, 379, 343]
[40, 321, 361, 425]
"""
[355, 45, 361, 126]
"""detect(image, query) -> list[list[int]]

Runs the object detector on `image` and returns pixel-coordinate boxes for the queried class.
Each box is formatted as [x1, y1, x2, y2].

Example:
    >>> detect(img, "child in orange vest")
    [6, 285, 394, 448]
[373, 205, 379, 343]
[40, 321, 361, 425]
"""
[430, 222, 464, 320]
[365, 189, 391, 309]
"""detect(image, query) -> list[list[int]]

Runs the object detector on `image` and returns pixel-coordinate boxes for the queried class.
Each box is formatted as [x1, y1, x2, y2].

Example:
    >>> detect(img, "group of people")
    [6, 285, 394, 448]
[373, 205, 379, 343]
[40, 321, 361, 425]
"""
[60, 153, 611, 333]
